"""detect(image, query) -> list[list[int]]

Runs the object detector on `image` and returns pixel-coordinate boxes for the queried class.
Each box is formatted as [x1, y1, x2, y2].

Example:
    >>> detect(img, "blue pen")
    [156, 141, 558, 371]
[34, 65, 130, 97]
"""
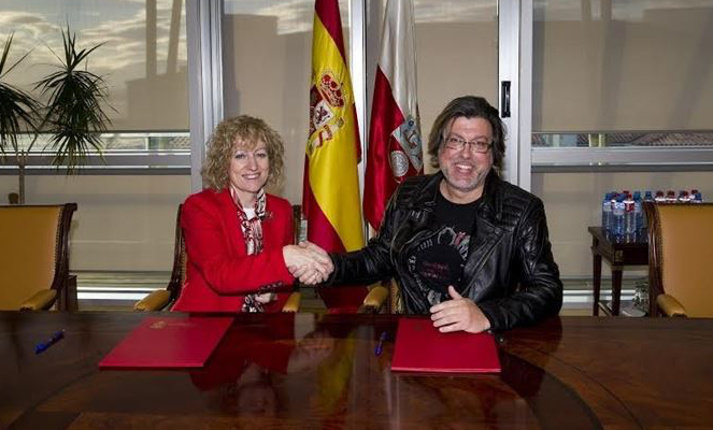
[35, 329, 65, 354]
[374, 331, 388, 356]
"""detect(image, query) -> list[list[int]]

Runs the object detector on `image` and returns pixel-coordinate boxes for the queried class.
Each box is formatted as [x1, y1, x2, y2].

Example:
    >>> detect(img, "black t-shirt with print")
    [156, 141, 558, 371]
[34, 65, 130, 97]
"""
[405, 191, 479, 307]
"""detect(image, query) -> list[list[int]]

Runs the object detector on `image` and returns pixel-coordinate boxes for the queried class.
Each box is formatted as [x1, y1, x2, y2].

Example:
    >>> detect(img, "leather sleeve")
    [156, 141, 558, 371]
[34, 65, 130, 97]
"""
[328, 193, 399, 286]
[478, 198, 563, 331]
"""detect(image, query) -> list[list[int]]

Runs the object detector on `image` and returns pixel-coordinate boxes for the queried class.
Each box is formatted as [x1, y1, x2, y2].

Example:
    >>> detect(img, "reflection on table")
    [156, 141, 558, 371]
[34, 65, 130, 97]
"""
[1, 311, 712, 429]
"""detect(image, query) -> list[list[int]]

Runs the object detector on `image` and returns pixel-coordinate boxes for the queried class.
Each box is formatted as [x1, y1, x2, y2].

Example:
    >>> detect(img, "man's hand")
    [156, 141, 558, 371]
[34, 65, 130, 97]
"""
[429, 286, 491, 333]
[283, 242, 334, 285]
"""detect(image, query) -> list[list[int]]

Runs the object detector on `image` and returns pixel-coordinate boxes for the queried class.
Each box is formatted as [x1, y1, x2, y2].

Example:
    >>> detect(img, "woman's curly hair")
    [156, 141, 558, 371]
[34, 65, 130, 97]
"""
[202, 115, 285, 191]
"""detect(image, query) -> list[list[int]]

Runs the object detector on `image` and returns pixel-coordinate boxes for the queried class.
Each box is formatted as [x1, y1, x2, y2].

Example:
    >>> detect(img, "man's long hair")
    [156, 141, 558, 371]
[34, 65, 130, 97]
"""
[426, 96, 506, 171]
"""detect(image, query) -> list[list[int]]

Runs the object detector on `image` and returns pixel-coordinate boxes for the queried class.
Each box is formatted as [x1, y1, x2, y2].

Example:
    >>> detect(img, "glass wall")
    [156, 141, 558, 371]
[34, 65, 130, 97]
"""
[0, 1, 191, 272]
[532, 0, 713, 154]
[6, 0, 712, 280]
[531, 0, 713, 278]
[0, 0, 190, 163]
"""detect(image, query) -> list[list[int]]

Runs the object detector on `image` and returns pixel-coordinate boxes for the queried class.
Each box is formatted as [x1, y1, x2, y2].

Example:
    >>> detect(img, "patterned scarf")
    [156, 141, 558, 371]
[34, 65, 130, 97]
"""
[230, 186, 270, 312]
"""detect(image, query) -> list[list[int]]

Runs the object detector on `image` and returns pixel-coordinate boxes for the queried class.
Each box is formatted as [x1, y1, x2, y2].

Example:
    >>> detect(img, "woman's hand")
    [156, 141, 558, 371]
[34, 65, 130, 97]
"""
[283, 242, 333, 284]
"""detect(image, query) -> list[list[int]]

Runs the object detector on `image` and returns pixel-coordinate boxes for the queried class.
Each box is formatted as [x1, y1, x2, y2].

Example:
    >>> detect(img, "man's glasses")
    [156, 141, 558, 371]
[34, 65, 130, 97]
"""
[444, 136, 493, 153]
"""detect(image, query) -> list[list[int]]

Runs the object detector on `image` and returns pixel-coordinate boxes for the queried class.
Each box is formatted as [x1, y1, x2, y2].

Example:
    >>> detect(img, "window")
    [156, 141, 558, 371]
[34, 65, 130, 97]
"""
[0, 0, 190, 171]
[532, 0, 713, 167]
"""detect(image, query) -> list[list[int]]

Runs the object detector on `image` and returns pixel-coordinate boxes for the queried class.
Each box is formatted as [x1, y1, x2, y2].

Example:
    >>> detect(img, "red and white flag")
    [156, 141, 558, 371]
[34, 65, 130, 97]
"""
[364, 0, 423, 231]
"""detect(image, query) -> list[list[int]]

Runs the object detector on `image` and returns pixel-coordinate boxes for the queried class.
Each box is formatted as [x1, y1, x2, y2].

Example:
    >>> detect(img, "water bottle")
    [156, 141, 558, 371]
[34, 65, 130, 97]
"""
[624, 193, 636, 241]
[691, 188, 703, 203]
[601, 192, 613, 231]
[633, 191, 644, 236]
[612, 194, 626, 238]
[654, 190, 666, 203]
[642, 190, 654, 232]
[609, 192, 618, 235]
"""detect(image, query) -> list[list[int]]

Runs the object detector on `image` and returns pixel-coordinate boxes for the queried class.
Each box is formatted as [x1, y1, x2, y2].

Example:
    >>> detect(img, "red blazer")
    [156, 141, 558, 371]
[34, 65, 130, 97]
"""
[172, 188, 295, 313]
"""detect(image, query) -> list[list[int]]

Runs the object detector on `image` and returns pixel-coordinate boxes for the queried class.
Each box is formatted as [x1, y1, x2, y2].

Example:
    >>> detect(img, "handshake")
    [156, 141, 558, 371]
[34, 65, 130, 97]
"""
[282, 241, 334, 285]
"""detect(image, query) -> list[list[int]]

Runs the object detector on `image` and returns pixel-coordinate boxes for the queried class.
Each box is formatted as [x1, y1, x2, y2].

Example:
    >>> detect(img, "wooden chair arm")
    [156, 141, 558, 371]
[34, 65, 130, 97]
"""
[359, 284, 389, 314]
[20, 290, 58, 311]
[134, 290, 172, 312]
[657, 293, 687, 317]
[281, 292, 301, 313]
[65, 275, 78, 312]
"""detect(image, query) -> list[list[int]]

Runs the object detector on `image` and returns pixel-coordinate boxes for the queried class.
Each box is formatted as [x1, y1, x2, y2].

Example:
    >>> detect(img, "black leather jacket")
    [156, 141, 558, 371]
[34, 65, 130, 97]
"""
[329, 170, 563, 331]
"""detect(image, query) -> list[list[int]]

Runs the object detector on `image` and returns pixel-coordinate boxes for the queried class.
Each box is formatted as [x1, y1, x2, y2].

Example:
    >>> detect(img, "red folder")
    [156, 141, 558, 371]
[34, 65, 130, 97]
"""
[99, 316, 233, 370]
[391, 318, 501, 373]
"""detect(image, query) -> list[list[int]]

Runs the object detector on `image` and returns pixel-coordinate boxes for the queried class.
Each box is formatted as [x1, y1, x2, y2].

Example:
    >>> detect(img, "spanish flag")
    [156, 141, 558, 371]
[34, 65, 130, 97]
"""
[303, 0, 366, 309]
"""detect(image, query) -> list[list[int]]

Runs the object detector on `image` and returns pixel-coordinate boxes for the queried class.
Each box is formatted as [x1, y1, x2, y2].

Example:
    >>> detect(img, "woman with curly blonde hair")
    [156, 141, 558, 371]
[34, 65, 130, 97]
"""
[173, 115, 332, 313]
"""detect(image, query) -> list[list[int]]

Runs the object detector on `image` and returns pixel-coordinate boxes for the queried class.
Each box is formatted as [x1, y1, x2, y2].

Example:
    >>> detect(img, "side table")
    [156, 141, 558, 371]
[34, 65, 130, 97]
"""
[588, 227, 648, 316]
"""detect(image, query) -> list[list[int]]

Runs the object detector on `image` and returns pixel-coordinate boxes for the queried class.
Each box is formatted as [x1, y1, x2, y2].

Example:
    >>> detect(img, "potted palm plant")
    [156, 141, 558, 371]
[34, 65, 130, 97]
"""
[0, 33, 38, 204]
[0, 27, 111, 204]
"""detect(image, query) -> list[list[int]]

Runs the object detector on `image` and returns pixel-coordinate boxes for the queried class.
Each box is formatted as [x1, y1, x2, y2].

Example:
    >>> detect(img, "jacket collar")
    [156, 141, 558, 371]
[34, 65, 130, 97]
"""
[480, 169, 503, 222]
[410, 172, 442, 210]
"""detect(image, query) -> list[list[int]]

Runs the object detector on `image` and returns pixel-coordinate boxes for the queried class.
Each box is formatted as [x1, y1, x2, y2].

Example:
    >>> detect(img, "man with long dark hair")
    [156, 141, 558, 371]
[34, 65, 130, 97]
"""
[315, 96, 562, 333]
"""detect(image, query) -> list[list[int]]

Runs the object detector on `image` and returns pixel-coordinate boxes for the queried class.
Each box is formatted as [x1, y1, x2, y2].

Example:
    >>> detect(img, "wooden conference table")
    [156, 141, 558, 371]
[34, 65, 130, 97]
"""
[1, 311, 712, 429]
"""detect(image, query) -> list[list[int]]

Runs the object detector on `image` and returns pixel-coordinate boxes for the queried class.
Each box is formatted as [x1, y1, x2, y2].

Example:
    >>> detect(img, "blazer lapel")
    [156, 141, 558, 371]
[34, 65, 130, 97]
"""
[217, 189, 247, 255]
[260, 197, 279, 247]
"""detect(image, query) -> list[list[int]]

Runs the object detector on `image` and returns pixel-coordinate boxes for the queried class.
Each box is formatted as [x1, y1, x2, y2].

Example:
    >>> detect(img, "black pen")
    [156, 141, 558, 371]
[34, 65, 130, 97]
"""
[374, 331, 387, 356]
[35, 329, 65, 354]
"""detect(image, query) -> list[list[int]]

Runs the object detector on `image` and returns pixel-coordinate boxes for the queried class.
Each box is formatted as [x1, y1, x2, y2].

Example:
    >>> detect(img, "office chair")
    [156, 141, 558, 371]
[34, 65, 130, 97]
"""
[0, 203, 78, 311]
[644, 201, 713, 317]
